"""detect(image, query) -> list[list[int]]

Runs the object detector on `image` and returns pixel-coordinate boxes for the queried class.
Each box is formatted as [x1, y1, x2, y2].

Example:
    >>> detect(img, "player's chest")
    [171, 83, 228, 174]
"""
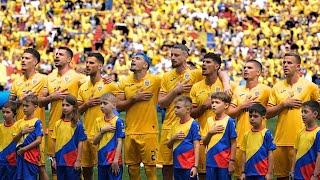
[48, 75, 79, 92]
[123, 79, 154, 96]
[237, 88, 264, 103]
[81, 83, 107, 99]
[195, 85, 223, 103]
[276, 84, 309, 101]
[166, 72, 196, 90]
[16, 77, 44, 96]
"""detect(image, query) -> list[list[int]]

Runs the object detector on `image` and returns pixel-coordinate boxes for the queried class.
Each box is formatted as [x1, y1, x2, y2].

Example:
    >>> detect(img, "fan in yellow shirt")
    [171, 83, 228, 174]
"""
[190, 53, 225, 177]
[267, 53, 320, 179]
[228, 60, 271, 177]
[77, 52, 119, 180]
[117, 52, 160, 180]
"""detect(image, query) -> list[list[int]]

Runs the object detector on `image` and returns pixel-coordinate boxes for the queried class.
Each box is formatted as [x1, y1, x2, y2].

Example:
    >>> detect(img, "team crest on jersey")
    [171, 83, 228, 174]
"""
[184, 72, 190, 81]
[280, 89, 286, 93]
[98, 85, 103, 91]
[215, 87, 221, 92]
[32, 79, 37, 84]
[144, 79, 150, 87]
[254, 91, 259, 97]
[296, 87, 302, 93]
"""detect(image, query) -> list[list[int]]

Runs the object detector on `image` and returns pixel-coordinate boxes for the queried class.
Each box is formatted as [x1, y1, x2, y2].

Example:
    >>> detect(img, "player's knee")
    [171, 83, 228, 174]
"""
[144, 165, 156, 180]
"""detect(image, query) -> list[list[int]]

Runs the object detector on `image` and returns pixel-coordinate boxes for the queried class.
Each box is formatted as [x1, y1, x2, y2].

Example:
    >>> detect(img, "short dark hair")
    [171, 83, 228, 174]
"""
[58, 46, 73, 58]
[246, 60, 263, 71]
[211, 92, 231, 104]
[172, 44, 189, 55]
[3, 101, 18, 116]
[203, 53, 222, 65]
[23, 94, 38, 106]
[24, 48, 40, 63]
[302, 100, 320, 116]
[284, 52, 301, 64]
[87, 52, 104, 64]
[249, 103, 267, 116]
[175, 96, 192, 108]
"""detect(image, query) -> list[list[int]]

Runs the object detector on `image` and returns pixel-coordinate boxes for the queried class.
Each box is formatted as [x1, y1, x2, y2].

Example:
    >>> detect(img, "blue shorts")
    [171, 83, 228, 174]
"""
[206, 167, 231, 180]
[173, 168, 198, 180]
[56, 166, 81, 180]
[0, 164, 17, 180]
[246, 175, 266, 180]
[98, 165, 123, 180]
[16, 155, 38, 180]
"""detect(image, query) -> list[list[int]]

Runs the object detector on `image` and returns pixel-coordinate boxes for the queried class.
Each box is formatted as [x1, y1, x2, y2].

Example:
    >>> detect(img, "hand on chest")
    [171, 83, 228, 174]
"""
[124, 79, 152, 97]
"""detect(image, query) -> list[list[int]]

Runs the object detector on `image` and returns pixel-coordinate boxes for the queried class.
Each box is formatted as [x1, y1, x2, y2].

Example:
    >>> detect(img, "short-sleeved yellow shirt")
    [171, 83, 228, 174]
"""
[160, 69, 203, 130]
[78, 79, 119, 138]
[268, 78, 320, 146]
[190, 78, 224, 136]
[11, 73, 47, 123]
[118, 73, 161, 135]
[231, 83, 271, 147]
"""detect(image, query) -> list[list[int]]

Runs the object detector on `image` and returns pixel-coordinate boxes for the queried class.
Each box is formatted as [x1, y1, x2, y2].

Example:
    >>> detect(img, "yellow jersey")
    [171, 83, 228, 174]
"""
[11, 73, 47, 123]
[293, 127, 320, 179]
[91, 116, 123, 150]
[231, 83, 271, 147]
[118, 73, 161, 135]
[51, 120, 87, 166]
[78, 79, 119, 138]
[268, 78, 320, 146]
[46, 69, 86, 131]
[0, 123, 19, 166]
[160, 69, 203, 129]
[190, 78, 224, 136]
[15, 117, 43, 165]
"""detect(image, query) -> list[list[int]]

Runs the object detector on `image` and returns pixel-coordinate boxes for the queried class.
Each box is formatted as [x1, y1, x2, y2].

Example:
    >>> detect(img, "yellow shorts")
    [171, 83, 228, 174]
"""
[198, 142, 206, 174]
[124, 134, 158, 165]
[273, 146, 295, 177]
[157, 129, 172, 165]
[81, 139, 97, 167]
[47, 130, 55, 156]
[234, 148, 244, 177]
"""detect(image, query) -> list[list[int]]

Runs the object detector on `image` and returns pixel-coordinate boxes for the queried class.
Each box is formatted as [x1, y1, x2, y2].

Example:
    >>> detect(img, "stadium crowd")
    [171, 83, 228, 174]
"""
[0, 0, 320, 88]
